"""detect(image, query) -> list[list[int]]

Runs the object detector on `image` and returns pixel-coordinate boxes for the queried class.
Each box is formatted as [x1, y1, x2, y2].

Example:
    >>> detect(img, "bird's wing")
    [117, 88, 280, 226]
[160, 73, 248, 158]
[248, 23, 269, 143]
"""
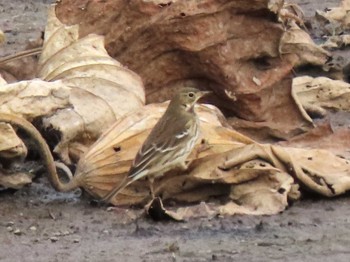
[128, 113, 196, 181]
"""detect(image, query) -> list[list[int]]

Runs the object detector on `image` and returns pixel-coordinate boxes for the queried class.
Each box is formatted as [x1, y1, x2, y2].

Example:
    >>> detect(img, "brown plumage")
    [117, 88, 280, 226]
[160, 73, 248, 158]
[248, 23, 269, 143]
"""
[101, 87, 211, 203]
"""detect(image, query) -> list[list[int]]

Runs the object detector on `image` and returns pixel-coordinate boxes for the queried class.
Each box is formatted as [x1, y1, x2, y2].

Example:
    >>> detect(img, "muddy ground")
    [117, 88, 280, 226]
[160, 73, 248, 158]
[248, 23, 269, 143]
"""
[1, 0, 350, 261]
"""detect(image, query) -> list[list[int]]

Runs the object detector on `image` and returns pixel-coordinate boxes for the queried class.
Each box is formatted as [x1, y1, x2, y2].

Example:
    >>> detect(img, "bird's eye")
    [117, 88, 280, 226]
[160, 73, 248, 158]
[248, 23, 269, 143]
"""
[188, 92, 194, 98]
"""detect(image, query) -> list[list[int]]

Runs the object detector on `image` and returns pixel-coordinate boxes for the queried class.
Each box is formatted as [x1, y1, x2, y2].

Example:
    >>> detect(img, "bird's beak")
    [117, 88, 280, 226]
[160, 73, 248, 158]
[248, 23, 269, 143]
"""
[197, 90, 212, 100]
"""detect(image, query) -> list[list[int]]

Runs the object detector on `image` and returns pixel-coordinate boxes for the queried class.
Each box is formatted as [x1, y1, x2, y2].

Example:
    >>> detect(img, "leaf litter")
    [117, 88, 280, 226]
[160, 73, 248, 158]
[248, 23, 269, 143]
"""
[1, 0, 350, 220]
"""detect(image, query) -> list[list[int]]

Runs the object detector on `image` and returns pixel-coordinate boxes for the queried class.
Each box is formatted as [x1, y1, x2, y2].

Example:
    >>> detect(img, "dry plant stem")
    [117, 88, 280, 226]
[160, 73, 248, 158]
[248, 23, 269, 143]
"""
[0, 47, 42, 65]
[0, 113, 78, 192]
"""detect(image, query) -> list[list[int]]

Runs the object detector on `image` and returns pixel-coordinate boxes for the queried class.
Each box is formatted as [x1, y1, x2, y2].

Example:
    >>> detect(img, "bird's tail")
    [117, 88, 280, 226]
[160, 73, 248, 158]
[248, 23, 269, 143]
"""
[100, 176, 133, 204]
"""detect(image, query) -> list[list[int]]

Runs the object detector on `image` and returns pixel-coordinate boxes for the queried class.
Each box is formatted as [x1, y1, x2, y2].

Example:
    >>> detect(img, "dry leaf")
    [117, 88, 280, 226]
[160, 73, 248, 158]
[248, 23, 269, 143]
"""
[292, 76, 350, 120]
[271, 146, 350, 197]
[315, 0, 350, 31]
[279, 22, 329, 66]
[0, 171, 32, 190]
[56, 0, 311, 138]
[279, 123, 350, 159]
[0, 7, 145, 162]
[0, 123, 27, 159]
[0, 80, 71, 120]
[321, 35, 350, 49]
[127, 136, 350, 217]
[39, 7, 145, 161]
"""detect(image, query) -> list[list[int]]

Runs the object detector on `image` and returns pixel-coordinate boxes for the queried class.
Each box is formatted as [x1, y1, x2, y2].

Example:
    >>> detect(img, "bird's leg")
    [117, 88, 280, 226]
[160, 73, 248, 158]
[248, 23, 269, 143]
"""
[148, 176, 155, 199]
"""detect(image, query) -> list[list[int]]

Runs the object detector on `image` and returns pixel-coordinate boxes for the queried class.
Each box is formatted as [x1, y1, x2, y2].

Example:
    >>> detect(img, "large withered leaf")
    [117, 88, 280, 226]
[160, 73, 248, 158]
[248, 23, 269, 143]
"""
[0, 7, 145, 162]
[55, 0, 313, 139]
[38, 7, 145, 161]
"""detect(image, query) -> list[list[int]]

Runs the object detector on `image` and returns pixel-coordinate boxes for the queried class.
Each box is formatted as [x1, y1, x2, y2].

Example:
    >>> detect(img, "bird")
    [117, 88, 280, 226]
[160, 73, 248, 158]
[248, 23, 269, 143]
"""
[100, 87, 211, 203]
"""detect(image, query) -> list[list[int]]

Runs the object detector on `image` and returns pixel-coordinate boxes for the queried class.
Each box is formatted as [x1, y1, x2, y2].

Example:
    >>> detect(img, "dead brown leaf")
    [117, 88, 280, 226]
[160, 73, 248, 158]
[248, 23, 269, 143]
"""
[272, 146, 350, 197]
[315, 0, 350, 31]
[280, 123, 350, 159]
[0, 123, 27, 160]
[0, 7, 145, 162]
[292, 76, 350, 120]
[0, 171, 32, 190]
[55, 0, 313, 138]
[279, 22, 330, 67]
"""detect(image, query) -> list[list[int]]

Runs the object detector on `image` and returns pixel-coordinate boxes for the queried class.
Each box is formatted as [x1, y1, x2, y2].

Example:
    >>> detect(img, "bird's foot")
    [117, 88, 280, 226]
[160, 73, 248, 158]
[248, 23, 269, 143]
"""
[90, 198, 110, 208]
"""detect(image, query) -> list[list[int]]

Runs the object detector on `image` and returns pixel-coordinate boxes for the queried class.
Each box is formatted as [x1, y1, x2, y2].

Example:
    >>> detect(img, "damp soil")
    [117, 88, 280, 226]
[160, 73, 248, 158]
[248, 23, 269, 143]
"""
[1, 0, 350, 261]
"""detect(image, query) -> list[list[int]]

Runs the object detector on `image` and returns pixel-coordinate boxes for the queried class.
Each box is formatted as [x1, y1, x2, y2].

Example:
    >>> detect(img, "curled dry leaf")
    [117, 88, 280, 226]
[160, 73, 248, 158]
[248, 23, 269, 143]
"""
[221, 143, 350, 198]
[280, 123, 350, 159]
[0, 172, 32, 190]
[279, 22, 330, 67]
[39, 7, 145, 161]
[315, 0, 350, 31]
[0, 122, 32, 190]
[0, 123, 27, 160]
[321, 35, 350, 49]
[271, 146, 350, 197]
[0, 80, 71, 120]
[0, 7, 145, 162]
[56, 0, 312, 138]
[292, 76, 350, 120]
[148, 141, 350, 221]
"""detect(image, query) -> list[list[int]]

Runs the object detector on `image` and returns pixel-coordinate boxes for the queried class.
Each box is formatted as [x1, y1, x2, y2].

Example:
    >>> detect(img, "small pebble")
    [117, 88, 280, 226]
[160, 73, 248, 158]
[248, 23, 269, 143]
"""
[62, 230, 70, 236]
[29, 226, 37, 231]
[50, 236, 59, 242]
[73, 238, 80, 243]
[7, 226, 13, 232]
[14, 229, 22, 235]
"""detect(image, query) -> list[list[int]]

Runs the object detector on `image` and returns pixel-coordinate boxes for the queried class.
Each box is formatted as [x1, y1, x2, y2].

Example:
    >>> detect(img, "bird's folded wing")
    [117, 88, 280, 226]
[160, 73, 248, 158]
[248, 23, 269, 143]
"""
[128, 117, 195, 180]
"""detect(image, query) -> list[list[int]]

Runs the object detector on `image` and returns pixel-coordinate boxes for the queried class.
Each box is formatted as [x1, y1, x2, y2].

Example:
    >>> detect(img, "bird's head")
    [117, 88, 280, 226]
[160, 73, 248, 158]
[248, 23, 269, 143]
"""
[171, 87, 211, 111]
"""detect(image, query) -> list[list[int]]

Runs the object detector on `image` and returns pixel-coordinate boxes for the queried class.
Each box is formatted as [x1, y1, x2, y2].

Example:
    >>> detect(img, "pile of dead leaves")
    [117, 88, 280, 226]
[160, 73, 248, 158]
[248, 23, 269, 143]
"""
[1, 0, 350, 220]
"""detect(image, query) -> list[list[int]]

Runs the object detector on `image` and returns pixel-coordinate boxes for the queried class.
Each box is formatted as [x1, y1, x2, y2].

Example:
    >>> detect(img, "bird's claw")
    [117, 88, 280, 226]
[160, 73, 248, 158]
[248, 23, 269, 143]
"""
[90, 199, 109, 207]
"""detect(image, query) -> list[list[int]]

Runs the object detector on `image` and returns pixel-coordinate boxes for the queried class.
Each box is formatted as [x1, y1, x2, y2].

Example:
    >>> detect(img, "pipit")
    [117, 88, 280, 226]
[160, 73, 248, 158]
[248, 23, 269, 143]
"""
[101, 87, 211, 203]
